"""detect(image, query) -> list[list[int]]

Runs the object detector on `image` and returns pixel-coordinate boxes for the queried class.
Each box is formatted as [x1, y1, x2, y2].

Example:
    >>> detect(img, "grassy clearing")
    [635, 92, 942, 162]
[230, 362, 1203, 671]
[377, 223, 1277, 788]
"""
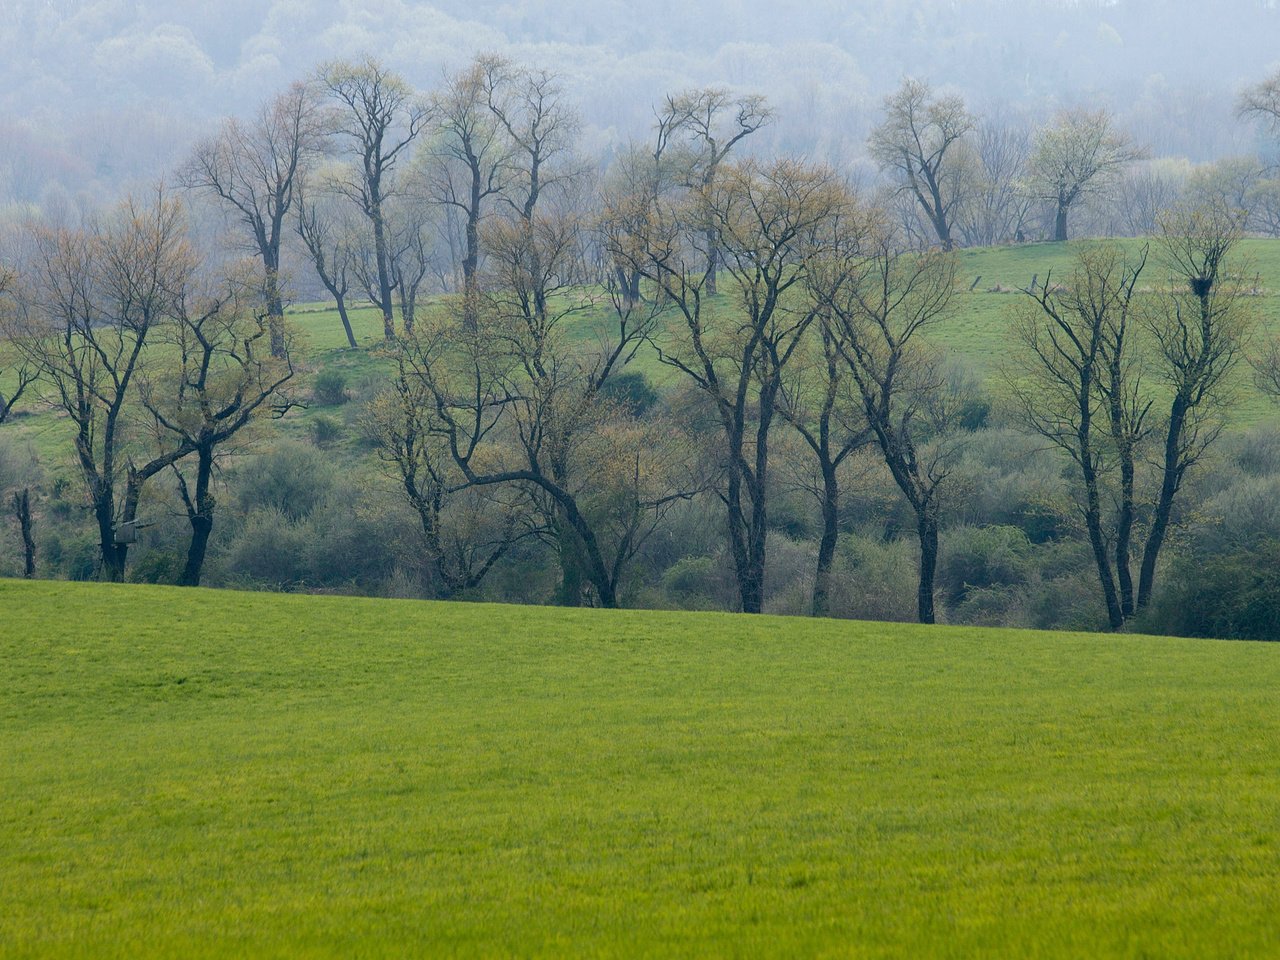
[2, 579, 1278, 957]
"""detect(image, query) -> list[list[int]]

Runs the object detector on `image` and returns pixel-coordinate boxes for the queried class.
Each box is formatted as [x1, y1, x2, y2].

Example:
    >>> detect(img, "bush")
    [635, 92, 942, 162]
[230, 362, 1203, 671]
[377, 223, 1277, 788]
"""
[233, 442, 335, 522]
[223, 507, 313, 588]
[312, 368, 348, 406]
[310, 414, 344, 449]
[825, 536, 919, 623]
[939, 525, 1034, 607]
[1142, 543, 1280, 641]
[599, 371, 659, 416]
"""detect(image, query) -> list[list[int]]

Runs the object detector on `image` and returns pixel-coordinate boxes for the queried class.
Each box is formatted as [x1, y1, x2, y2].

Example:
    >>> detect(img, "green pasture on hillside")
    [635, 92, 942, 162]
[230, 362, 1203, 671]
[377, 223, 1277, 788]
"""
[6, 238, 1280, 472]
[2, 580, 1278, 957]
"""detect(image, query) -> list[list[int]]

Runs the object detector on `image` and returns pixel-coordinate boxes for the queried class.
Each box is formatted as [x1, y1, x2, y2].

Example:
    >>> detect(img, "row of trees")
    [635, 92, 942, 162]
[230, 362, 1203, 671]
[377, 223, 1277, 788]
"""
[3, 57, 1280, 632]
[870, 70, 1280, 250]
[1, 194, 293, 585]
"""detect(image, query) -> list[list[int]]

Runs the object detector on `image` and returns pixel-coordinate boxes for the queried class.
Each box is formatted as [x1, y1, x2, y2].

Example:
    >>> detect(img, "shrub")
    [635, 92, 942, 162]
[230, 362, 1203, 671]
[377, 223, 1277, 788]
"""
[310, 414, 344, 449]
[939, 525, 1034, 607]
[233, 442, 335, 522]
[312, 368, 349, 406]
[599, 371, 659, 416]
[826, 536, 919, 623]
[1141, 543, 1280, 641]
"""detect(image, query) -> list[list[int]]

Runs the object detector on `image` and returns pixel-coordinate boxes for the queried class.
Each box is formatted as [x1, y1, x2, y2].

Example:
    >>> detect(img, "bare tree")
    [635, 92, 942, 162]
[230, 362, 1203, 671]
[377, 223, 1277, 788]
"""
[955, 117, 1034, 247]
[868, 78, 974, 250]
[137, 279, 294, 586]
[612, 158, 847, 613]
[1007, 244, 1149, 629]
[778, 315, 871, 617]
[1008, 210, 1251, 626]
[365, 351, 536, 597]
[295, 182, 360, 348]
[1115, 162, 1185, 237]
[385, 193, 438, 334]
[383, 263, 681, 608]
[321, 56, 431, 341]
[1237, 68, 1280, 136]
[13, 192, 196, 581]
[181, 82, 324, 357]
[1029, 108, 1143, 242]
[428, 57, 514, 321]
[1138, 201, 1256, 609]
[667, 88, 773, 293]
[480, 56, 581, 226]
[810, 219, 961, 624]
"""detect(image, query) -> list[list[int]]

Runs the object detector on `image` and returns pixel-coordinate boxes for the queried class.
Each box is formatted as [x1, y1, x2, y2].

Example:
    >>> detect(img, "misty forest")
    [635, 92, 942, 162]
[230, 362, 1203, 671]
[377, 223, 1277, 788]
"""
[4, 0, 1280, 640]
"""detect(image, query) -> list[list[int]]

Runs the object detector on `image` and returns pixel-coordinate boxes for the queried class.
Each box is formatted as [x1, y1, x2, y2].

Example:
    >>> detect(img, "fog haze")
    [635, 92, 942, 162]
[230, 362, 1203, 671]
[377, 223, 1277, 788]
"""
[3, 0, 1279, 209]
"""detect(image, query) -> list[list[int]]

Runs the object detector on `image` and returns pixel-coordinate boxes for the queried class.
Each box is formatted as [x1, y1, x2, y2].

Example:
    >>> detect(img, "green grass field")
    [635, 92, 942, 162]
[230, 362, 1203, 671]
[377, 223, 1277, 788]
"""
[3, 579, 1278, 957]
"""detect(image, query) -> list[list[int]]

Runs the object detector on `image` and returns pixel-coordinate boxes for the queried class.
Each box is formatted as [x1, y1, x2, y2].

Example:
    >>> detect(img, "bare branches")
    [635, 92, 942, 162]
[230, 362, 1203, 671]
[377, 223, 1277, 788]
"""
[320, 56, 432, 340]
[182, 81, 325, 356]
[1237, 69, 1280, 136]
[12, 190, 197, 581]
[1029, 108, 1145, 241]
[868, 78, 974, 250]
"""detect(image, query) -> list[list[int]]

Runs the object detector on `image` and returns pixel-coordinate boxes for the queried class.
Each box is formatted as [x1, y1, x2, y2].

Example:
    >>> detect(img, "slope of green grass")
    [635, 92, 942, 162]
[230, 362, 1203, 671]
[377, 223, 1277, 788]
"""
[8, 238, 1280, 471]
[3, 580, 1278, 958]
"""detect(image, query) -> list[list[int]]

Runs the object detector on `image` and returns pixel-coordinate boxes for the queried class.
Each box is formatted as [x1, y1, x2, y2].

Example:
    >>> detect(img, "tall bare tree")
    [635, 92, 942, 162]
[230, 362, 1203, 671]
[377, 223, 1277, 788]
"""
[667, 88, 773, 293]
[138, 280, 295, 587]
[869, 78, 974, 251]
[1237, 68, 1280, 136]
[955, 117, 1034, 247]
[295, 182, 360, 349]
[1029, 108, 1143, 242]
[428, 58, 513, 321]
[810, 220, 961, 624]
[14, 192, 196, 581]
[182, 82, 324, 357]
[480, 56, 580, 226]
[778, 315, 871, 618]
[1007, 244, 1149, 629]
[612, 158, 847, 613]
[321, 57, 431, 341]
[1138, 202, 1255, 609]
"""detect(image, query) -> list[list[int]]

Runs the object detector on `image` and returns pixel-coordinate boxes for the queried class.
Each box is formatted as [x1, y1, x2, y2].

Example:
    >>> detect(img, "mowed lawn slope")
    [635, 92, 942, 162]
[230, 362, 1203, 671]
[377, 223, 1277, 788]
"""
[2, 581, 1279, 958]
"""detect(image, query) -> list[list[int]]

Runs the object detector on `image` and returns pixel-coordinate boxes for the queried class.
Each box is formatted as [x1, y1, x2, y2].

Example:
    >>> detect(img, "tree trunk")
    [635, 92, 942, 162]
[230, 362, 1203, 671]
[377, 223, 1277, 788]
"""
[12, 488, 35, 578]
[705, 230, 719, 295]
[916, 503, 939, 625]
[553, 513, 585, 607]
[179, 448, 216, 587]
[724, 463, 760, 614]
[335, 295, 357, 350]
[265, 266, 287, 359]
[94, 494, 126, 582]
[1081, 454, 1124, 629]
[1137, 398, 1188, 611]
[370, 201, 396, 341]
[1115, 449, 1136, 619]
[812, 462, 839, 618]
[1054, 204, 1070, 243]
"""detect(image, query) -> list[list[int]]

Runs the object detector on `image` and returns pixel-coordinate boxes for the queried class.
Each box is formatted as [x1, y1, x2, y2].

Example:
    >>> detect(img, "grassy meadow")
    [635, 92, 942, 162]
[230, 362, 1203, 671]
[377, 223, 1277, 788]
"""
[2, 579, 1279, 957]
